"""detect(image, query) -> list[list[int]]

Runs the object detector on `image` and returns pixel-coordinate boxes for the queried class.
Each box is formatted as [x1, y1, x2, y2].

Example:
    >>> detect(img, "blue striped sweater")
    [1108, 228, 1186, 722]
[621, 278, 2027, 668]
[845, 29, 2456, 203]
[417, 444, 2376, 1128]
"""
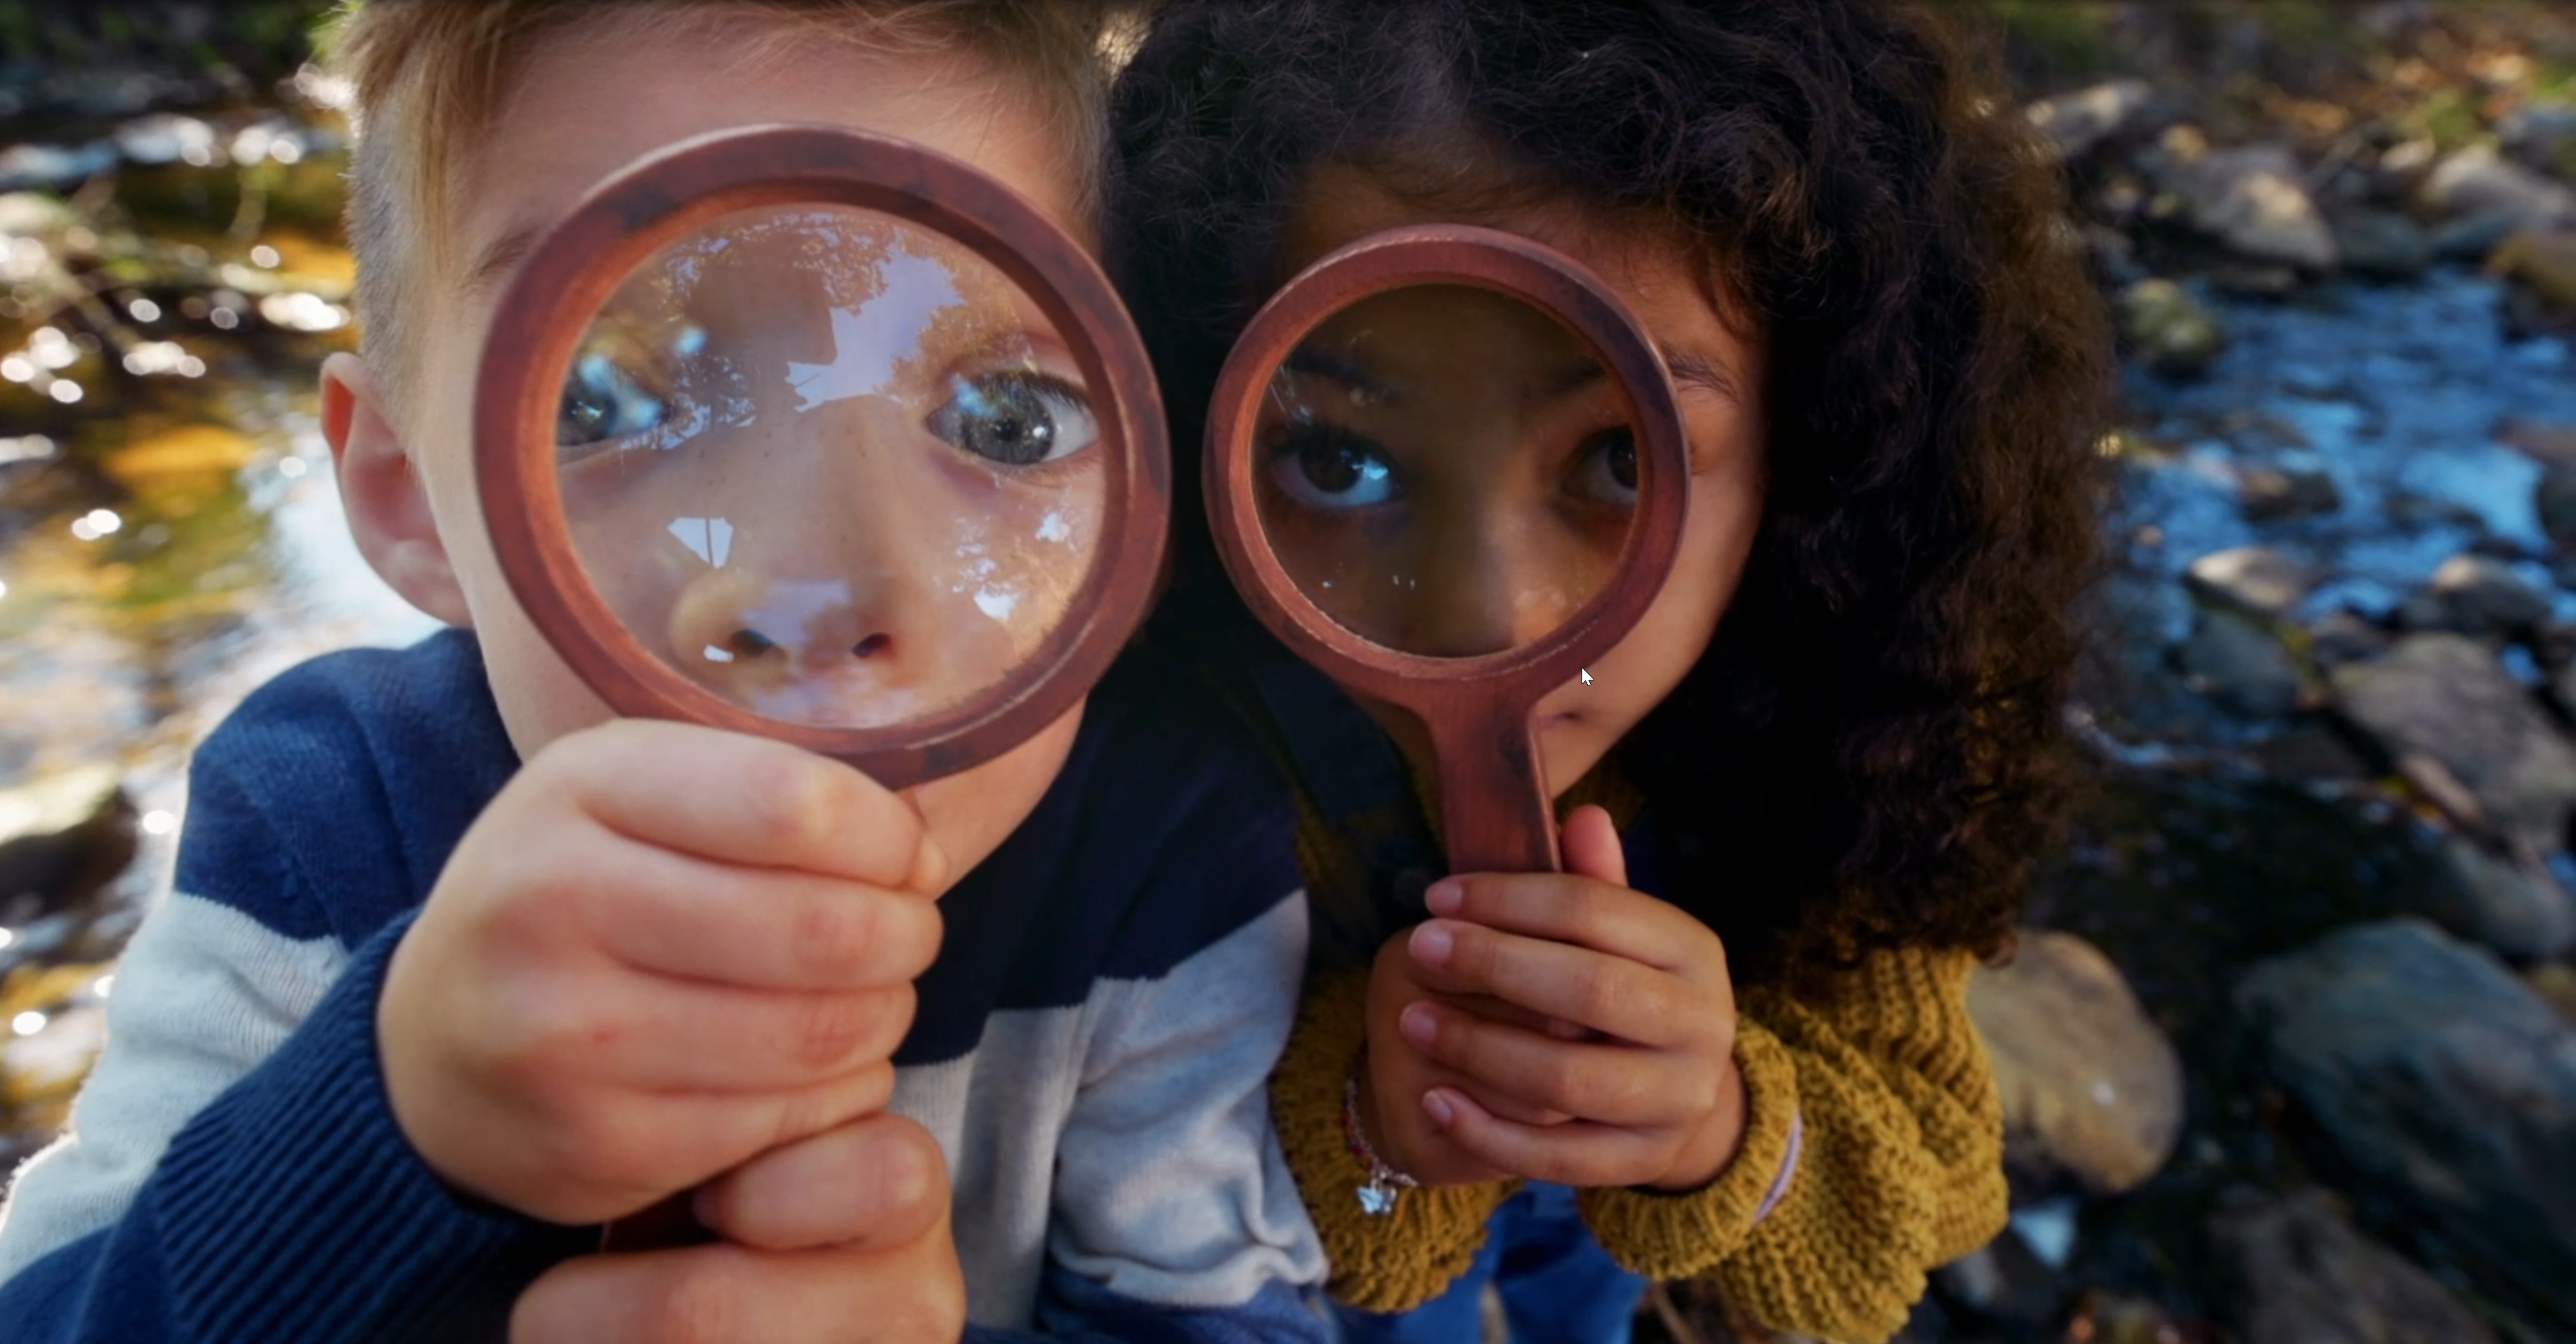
[0, 629, 1328, 1341]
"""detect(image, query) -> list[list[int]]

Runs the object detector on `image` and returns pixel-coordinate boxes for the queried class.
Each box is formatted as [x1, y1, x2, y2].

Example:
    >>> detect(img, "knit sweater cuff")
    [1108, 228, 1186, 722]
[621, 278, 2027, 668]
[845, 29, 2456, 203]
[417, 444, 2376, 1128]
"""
[1578, 1017, 1801, 1282]
[1273, 967, 1515, 1312]
[150, 912, 588, 1341]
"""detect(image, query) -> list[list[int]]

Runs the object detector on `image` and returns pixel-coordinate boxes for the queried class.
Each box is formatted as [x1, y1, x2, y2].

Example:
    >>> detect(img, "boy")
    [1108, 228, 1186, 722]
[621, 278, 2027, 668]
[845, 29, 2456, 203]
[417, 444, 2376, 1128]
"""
[0, 3, 1325, 1340]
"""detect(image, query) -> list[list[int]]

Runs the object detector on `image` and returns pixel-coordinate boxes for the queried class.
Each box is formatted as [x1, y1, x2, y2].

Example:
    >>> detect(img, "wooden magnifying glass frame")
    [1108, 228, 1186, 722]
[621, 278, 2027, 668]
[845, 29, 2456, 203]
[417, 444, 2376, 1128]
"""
[473, 124, 1167, 789]
[1204, 225, 1690, 876]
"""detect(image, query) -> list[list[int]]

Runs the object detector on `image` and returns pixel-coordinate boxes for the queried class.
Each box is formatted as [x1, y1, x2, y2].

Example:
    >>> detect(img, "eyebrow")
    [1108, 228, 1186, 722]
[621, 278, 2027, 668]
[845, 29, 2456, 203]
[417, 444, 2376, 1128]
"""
[462, 223, 543, 301]
[1664, 350, 1742, 404]
[1283, 347, 1397, 403]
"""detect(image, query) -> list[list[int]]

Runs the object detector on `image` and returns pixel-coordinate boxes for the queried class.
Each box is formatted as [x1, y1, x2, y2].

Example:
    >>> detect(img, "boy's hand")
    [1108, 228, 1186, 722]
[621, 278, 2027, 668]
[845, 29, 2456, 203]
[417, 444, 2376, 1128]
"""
[513, 1111, 965, 1344]
[379, 718, 947, 1225]
[1366, 805, 1748, 1191]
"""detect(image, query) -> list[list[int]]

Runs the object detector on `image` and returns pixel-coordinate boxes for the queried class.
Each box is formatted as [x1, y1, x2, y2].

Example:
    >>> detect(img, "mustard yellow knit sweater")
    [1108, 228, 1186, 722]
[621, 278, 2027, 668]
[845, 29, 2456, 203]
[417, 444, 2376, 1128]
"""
[1270, 781, 2009, 1344]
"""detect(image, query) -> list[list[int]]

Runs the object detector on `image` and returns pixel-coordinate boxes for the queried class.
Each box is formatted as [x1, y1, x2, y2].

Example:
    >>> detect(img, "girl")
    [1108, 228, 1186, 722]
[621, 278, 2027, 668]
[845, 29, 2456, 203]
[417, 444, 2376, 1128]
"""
[1110, 2, 2110, 1341]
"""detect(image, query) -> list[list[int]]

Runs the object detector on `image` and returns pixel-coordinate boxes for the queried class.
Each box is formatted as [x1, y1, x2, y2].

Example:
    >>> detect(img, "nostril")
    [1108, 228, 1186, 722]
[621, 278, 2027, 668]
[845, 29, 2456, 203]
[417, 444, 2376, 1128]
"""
[851, 633, 891, 659]
[727, 628, 778, 658]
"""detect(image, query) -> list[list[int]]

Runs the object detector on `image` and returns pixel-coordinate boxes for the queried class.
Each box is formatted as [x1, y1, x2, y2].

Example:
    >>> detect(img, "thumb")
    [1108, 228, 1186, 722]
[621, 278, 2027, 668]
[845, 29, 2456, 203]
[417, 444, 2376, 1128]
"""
[1560, 804, 1628, 888]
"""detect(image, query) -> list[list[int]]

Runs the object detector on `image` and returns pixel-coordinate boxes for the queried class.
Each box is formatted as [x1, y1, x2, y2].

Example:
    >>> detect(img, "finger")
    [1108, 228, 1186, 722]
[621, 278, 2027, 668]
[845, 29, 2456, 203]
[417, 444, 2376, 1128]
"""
[1421, 871, 1710, 975]
[551, 720, 945, 889]
[513, 1235, 964, 1344]
[577, 1065, 901, 1214]
[593, 862, 942, 992]
[1421, 1086, 1674, 1189]
[695, 1113, 949, 1252]
[1399, 1001, 1707, 1126]
[551, 978, 914, 1093]
[1406, 922, 1699, 1046]
[1560, 805, 1629, 888]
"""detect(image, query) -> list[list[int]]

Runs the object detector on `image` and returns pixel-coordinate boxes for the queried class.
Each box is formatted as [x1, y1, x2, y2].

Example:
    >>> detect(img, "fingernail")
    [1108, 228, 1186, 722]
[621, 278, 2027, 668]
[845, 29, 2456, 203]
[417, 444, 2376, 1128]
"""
[1400, 1002, 1438, 1047]
[1424, 1091, 1457, 1130]
[1424, 879, 1462, 914]
[1411, 921, 1454, 966]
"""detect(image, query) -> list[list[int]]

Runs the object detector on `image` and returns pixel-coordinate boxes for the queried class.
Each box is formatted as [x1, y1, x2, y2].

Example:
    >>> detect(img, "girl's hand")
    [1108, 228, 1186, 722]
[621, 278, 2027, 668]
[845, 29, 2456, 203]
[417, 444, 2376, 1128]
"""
[1398, 805, 1747, 1190]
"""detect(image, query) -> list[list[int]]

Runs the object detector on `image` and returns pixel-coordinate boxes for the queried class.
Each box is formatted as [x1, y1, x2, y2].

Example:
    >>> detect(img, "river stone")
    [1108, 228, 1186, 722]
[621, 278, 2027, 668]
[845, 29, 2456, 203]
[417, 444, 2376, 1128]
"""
[2305, 610, 2390, 671]
[2491, 228, 2576, 312]
[2185, 545, 2313, 617]
[2424, 146, 2576, 228]
[2178, 608, 2302, 718]
[2166, 143, 2340, 271]
[2530, 964, 2576, 1026]
[2238, 463, 2341, 520]
[1967, 930, 2184, 1196]
[0, 765, 136, 926]
[2234, 920, 2576, 1331]
[2332, 634, 2576, 850]
[2421, 837, 2576, 963]
[2024, 79, 2156, 161]
[2207, 1188, 2499, 1344]
[2332, 208, 2434, 279]
[2538, 466, 2576, 552]
[2400, 554, 2553, 638]
[2116, 278, 2226, 378]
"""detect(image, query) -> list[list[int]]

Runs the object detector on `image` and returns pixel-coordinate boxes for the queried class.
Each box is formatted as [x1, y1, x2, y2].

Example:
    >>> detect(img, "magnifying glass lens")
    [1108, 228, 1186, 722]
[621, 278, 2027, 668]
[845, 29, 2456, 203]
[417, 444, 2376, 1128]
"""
[1250, 284, 1638, 659]
[552, 204, 1107, 730]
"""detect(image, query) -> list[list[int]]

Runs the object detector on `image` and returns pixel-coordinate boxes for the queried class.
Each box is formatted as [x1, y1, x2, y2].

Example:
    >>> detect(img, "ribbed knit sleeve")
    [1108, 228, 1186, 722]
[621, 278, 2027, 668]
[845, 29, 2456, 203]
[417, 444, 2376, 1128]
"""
[1585, 945, 2004, 1344]
[1268, 967, 1516, 1312]
[0, 914, 590, 1343]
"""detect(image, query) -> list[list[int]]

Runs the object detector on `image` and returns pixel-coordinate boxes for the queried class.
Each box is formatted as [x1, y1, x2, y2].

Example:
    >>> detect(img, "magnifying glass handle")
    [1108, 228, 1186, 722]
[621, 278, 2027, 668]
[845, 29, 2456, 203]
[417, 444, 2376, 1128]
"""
[1428, 705, 1560, 876]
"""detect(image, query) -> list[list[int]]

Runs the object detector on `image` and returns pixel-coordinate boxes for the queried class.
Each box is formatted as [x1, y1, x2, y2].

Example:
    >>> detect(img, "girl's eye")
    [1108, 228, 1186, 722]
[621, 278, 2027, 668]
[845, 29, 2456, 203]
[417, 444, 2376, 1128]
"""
[926, 371, 1099, 467]
[1266, 423, 1399, 509]
[558, 351, 670, 455]
[1568, 426, 1638, 506]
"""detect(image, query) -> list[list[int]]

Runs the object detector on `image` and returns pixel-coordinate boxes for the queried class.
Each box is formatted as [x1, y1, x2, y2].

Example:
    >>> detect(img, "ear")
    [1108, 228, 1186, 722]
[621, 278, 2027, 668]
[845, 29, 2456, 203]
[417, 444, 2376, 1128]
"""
[320, 353, 472, 626]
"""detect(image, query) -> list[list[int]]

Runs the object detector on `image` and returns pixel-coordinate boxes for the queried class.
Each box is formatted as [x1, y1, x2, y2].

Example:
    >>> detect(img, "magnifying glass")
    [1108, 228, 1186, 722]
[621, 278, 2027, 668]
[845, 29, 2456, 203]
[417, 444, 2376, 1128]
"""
[471, 125, 1165, 1245]
[1203, 225, 1688, 876]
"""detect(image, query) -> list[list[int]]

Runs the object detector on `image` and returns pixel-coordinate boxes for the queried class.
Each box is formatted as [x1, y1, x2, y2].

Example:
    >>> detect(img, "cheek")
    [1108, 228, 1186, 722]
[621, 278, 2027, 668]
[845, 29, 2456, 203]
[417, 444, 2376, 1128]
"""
[1594, 466, 1763, 692]
[909, 701, 1084, 893]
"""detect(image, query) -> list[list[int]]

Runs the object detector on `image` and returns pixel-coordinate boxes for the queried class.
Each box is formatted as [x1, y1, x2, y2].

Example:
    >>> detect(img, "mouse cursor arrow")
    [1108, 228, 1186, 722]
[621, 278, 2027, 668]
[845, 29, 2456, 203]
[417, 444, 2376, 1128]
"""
[1579, 669, 1593, 685]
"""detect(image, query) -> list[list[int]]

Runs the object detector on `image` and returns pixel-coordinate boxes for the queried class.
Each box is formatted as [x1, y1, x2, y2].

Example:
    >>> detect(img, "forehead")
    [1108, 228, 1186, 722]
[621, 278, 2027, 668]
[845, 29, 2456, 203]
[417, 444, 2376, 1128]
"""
[1281, 162, 1758, 399]
[452, 12, 1087, 306]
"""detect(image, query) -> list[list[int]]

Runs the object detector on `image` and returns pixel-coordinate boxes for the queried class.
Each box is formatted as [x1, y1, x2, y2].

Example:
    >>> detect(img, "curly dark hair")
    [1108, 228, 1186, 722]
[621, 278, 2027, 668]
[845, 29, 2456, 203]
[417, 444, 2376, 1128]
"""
[1109, 0, 2112, 991]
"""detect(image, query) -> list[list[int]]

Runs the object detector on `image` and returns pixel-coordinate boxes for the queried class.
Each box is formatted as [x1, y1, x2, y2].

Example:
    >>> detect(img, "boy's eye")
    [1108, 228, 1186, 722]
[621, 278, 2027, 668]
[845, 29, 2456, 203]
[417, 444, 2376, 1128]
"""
[1568, 427, 1638, 506]
[1267, 423, 1398, 508]
[558, 352, 671, 454]
[926, 371, 1098, 467]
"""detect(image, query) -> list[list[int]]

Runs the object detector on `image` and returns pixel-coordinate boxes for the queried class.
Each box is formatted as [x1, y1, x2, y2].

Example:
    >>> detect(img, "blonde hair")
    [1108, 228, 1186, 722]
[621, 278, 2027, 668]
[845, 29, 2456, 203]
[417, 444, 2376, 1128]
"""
[321, 0, 1122, 421]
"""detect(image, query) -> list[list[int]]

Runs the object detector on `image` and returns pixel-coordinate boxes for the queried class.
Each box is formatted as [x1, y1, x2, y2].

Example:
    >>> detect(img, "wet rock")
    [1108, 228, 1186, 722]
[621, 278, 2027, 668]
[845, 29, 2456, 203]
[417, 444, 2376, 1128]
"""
[2184, 545, 2313, 618]
[2235, 920, 2576, 1331]
[2538, 466, 2576, 552]
[2420, 837, 2576, 963]
[2503, 419, 2576, 472]
[2431, 207, 2530, 263]
[2490, 228, 2576, 312]
[2421, 146, 2576, 232]
[2398, 555, 2553, 638]
[0, 767, 137, 928]
[2332, 635, 2576, 850]
[1967, 930, 2185, 1197]
[2164, 143, 2341, 272]
[2207, 261, 2304, 298]
[2061, 1293, 2196, 1344]
[2331, 208, 2433, 280]
[2178, 609, 2302, 718]
[2117, 279, 2227, 378]
[1931, 1226, 2069, 1334]
[2237, 463, 2341, 520]
[2502, 100, 2576, 180]
[2207, 1188, 2499, 1344]
[2024, 79, 2157, 162]
[2304, 610, 2390, 671]
[2530, 964, 2576, 1026]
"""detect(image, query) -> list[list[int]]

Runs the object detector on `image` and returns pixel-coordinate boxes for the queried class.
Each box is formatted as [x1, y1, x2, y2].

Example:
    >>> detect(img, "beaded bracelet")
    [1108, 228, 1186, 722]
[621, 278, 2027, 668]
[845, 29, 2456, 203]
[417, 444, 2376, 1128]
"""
[1342, 1060, 1419, 1217]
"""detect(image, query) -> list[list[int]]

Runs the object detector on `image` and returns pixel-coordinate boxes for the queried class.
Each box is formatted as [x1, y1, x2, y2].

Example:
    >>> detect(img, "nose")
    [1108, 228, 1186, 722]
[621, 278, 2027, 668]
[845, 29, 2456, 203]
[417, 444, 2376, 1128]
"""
[1402, 508, 1577, 659]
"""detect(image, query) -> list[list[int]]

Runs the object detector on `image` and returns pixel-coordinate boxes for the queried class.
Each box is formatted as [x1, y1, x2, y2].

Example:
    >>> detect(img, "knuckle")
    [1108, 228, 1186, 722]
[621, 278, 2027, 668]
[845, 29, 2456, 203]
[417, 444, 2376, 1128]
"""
[743, 753, 833, 852]
[789, 892, 881, 984]
[648, 1260, 744, 1344]
[789, 992, 879, 1069]
[1570, 961, 1627, 1025]
[1533, 1053, 1590, 1109]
